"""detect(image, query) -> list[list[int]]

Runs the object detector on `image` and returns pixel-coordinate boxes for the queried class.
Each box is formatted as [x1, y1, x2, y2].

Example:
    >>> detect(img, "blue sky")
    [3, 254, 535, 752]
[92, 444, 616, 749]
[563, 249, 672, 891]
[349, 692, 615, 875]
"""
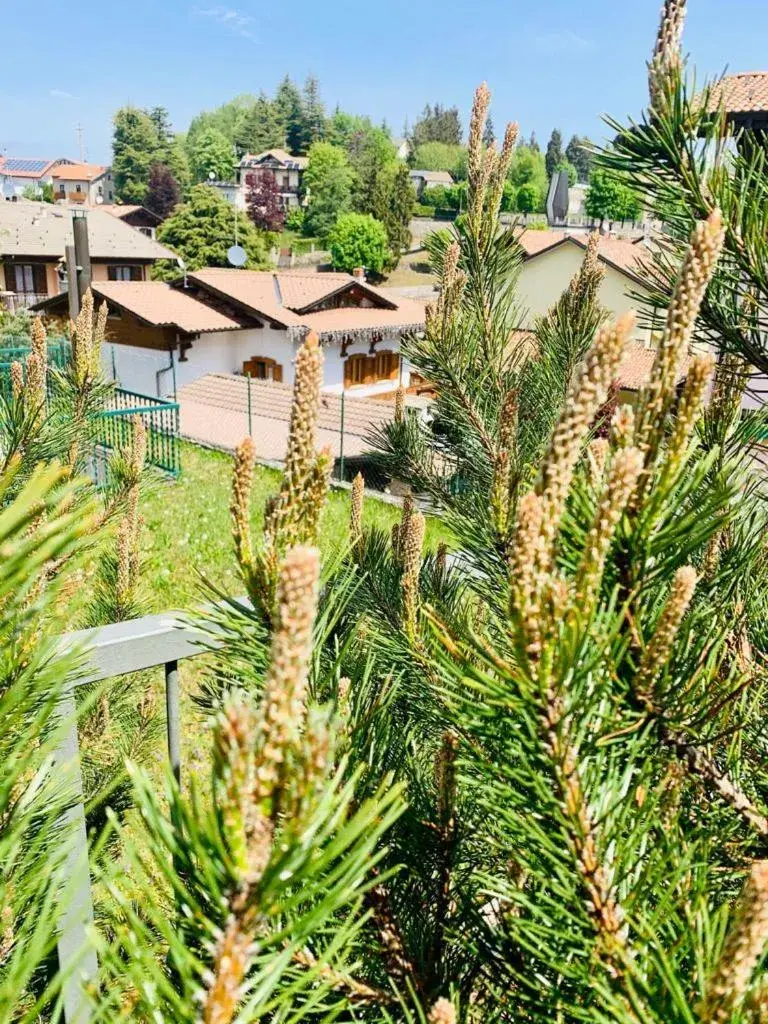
[1, 0, 766, 164]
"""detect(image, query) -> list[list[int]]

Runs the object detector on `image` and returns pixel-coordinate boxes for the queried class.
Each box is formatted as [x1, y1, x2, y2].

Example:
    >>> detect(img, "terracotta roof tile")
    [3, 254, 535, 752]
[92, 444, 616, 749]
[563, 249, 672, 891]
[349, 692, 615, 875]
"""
[300, 300, 427, 339]
[188, 269, 305, 327]
[179, 373, 393, 460]
[517, 230, 645, 281]
[50, 162, 109, 181]
[618, 341, 692, 392]
[93, 282, 244, 333]
[708, 72, 768, 114]
[240, 149, 308, 169]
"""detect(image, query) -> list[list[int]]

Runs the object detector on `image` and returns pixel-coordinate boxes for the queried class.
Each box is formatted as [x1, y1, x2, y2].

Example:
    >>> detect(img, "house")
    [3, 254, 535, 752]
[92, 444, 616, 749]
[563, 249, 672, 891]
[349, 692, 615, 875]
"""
[0, 201, 178, 309]
[0, 157, 73, 200]
[100, 205, 162, 239]
[51, 163, 115, 205]
[392, 137, 410, 161]
[230, 149, 308, 210]
[707, 71, 768, 135]
[33, 269, 426, 398]
[409, 169, 455, 199]
[515, 230, 658, 345]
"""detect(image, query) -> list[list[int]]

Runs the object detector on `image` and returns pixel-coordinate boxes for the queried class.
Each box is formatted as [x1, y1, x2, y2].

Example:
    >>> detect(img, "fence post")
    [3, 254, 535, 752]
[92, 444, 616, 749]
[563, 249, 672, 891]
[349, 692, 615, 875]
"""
[339, 389, 346, 482]
[54, 688, 97, 1024]
[247, 373, 253, 439]
[165, 660, 181, 783]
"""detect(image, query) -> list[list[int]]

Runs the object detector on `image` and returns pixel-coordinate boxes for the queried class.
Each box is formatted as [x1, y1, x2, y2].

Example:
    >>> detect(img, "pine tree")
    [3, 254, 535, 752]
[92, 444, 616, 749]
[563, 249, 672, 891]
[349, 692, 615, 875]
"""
[545, 127, 564, 178]
[302, 74, 326, 148]
[483, 114, 495, 147]
[144, 161, 180, 219]
[245, 169, 285, 232]
[233, 93, 285, 157]
[275, 75, 307, 155]
[147, 105, 174, 159]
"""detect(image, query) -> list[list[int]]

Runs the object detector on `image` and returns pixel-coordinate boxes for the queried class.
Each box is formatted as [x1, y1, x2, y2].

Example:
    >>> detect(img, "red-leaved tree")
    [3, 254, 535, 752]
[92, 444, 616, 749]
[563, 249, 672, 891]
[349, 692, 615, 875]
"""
[246, 170, 285, 233]
[145, 162, 180, 221]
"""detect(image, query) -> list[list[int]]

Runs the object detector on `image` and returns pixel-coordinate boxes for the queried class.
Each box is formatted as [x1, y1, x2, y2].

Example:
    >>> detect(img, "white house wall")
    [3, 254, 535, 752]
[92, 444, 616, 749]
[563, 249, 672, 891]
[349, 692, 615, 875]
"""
[104, 327, 407, 398]
[517, 242, 656, 345]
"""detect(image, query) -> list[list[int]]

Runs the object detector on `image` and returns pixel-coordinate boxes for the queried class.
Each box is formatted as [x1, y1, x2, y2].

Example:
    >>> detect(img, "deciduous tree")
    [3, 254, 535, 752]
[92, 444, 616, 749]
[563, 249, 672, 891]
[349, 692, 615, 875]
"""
[145, 162, 181, 220]
[327, 211, 389, 274]
[188, 126, 234, 183]
[303, 141, 353, 240]
[246, 170, 285, 233]
[411, 102, 462, 146]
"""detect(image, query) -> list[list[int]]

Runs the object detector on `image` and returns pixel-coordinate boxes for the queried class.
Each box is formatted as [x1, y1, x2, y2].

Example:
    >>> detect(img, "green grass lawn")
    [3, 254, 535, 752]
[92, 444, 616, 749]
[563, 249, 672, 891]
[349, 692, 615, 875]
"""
[140, 440, 449, 614]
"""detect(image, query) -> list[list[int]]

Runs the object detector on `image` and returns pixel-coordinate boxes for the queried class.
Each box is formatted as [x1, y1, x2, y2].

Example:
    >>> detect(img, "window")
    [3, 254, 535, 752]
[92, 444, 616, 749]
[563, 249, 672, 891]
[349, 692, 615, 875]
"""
[344, 350, 399, 388]
[242, 356, 283, 383]
[107, 266, 143, 282]
[13, 263, 46, 294]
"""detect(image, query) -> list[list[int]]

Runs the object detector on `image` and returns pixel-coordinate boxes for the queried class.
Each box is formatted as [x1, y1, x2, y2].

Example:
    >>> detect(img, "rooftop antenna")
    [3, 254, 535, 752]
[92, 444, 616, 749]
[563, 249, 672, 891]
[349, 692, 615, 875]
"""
[75, 122, 85, 162]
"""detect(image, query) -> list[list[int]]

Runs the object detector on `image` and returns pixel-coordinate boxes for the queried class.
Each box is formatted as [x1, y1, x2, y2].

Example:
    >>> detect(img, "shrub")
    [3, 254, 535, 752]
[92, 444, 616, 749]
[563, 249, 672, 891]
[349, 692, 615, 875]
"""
[413, 202, 437, 218]
[515, 181, 540, 213]
[284, 206, 305, 231]
[327, 212, 389, 275]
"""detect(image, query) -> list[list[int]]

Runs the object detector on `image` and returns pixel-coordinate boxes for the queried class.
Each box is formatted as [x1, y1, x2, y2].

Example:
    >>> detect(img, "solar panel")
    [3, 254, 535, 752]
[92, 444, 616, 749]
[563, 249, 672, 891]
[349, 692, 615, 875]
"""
[4, 158, 51, 173]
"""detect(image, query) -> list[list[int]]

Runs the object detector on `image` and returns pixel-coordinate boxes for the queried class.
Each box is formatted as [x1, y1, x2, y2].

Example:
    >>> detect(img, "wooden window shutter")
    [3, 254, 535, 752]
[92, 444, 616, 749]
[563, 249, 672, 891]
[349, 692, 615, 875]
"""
[33, 264, 47, 293]
[272, 363, 283, 383]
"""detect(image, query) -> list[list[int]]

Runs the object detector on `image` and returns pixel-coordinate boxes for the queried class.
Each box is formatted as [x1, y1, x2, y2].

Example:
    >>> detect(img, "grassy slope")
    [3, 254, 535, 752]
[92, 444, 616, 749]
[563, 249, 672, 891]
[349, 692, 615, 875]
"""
[140, 440, 449, 613]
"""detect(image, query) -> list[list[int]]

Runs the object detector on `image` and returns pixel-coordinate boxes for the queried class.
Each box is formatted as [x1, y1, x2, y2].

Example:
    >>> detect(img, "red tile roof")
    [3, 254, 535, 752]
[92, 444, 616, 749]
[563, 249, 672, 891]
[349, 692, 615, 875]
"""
[35, 282, 244, 334]
[50, 162, 109, 182]
[189, 269, 420, 338]
[517, 230, 646, 283]
[708, 72, 768, 114]
[179, 373, 393, 460]
[618, 341, 692, 392]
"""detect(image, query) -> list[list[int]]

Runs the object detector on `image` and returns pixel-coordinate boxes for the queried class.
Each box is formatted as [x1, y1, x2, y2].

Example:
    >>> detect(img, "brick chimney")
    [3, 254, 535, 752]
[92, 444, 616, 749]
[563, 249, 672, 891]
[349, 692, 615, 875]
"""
[352, 266, 365, 279]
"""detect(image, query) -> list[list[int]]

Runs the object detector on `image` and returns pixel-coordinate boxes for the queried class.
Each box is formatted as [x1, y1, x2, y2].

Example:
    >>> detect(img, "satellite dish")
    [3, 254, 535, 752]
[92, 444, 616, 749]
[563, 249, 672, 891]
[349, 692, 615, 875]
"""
[95, 195, 104, 205]
[227, 244, 247, 268]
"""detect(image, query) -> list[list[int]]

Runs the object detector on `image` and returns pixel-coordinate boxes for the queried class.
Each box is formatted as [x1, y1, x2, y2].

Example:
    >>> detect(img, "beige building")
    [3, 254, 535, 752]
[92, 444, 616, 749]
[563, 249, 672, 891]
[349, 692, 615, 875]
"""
[516, 230, 658, 345]
[0, 200, 178, 309]
[51, 163, 115, 205]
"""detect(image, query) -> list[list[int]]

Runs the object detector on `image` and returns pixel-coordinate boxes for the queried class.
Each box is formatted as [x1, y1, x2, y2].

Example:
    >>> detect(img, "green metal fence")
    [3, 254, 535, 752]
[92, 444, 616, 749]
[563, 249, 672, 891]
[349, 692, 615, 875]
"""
[99, 389, 181, 477]
[0, 336, 71, 395]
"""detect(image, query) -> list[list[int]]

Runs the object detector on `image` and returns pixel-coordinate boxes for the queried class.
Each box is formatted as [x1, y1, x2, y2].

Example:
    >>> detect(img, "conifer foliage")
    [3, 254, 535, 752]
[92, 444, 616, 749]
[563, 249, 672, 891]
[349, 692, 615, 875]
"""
[7, 12, 768, 1023]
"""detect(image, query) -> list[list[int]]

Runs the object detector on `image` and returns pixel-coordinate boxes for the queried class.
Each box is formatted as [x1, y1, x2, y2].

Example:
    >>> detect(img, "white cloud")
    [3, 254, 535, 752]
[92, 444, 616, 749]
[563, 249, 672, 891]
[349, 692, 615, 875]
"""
[49, 88, 75, 99]
[194, 6, 257, 41]
[533, 30, 594, 56]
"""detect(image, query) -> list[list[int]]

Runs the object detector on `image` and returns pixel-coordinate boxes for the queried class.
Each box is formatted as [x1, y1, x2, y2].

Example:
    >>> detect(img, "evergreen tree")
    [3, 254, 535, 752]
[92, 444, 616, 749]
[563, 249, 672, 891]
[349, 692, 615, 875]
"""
[233, 93, 285, 157]
[144, 162, 180, 220]
[275, 75, 307, 154]
[112, 106, 162, 204]
[147, 105, 174, 159]
[188, 126, 235, 183]
[302, 74, 326, 148]
[245, 170, 285, 233]
[545, 127, 564, 179]
[565, 133, 593, 181]
[166, 134, 192, 194]
[528, 129, 540, 152]
[411, 102, 462, 146]
[155, 184, 270, 276]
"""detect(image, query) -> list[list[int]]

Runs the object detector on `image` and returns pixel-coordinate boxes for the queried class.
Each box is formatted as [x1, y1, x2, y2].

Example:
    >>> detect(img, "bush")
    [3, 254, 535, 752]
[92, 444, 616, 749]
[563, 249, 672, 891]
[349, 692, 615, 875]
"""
[327, 212, 389, 275]
[284, 206, 305, 231]
[413, 203, 437, 218]
[422, 184, 449, 209]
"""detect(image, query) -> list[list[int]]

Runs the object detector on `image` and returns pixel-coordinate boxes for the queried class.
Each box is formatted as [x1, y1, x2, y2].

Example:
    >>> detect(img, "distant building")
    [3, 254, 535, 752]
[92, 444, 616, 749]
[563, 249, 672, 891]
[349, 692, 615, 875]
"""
[0, 201, 178, 310]
[51, 163, 114, 205]
[408, 169, 454, 199]
[392, 137, 410, 161]
[515, 229, 657, 346]
[0, 157, 73, 200]
[100, 205, 162, 239]
[211, 149, 309, 211]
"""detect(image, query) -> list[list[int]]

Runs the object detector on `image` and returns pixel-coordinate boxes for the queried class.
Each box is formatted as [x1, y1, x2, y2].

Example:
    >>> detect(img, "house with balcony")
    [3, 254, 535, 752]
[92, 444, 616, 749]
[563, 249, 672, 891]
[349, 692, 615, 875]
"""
[51, 163, 115, 205]
[33, 269, 426, 398]
[229, 149, 308, 210]
[0, 157, 74, 199]
[0, 201, 178, 310]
